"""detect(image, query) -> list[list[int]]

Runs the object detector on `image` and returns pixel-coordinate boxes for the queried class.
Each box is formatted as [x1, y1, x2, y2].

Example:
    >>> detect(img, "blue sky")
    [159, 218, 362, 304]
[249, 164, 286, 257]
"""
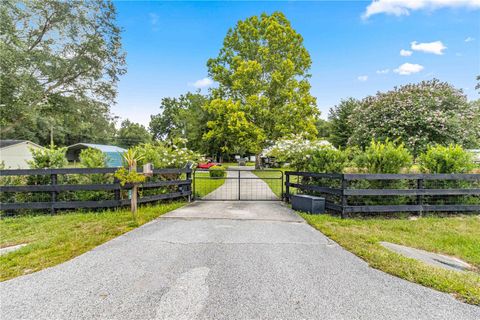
[113, 0, 480, 126]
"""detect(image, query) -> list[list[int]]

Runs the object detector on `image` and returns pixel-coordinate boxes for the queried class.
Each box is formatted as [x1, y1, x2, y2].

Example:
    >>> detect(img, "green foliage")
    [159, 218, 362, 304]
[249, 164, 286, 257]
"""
[328, 98, 360, 148]
[114, 167, 145, 186]
[209, 166, 226, 178]
[206, 12, 319, 154]
[116, 120, 151, 149]
[134, 142, 202, 169]
[316, 119, 332, 140]
[28, 146, 67, 169]
[0, 0, 125, 144]
[348, 80, 478, 155]
[419, 144, 474, 173]
[302, 148, 350, 173]
[149, 92, 210, 152]
[264, 135, 333, 170]
[354, 140, 413, 173]
[79, 148, 106, 168]
[203, 99, 265, 155]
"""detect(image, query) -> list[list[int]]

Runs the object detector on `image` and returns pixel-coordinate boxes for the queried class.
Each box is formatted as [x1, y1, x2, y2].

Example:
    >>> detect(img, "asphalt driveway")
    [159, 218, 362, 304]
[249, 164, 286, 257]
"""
[1, 201, 479, 319]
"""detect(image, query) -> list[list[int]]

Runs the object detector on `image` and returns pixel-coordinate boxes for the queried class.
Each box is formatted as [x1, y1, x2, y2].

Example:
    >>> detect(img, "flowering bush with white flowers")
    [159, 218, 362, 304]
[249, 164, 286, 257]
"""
[348, 79, 479, 155]
[263, 135, 334, 170]
[133, 142, 202, 169]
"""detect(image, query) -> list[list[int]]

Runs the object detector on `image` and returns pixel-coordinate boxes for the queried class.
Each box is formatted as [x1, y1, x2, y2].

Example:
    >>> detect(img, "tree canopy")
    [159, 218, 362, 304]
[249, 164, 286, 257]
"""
[0, 0, 125, 144]
[205, 12, 319, 156]
[117, 120, 151, 149]
[348, 79, 479, 154]
[149, 92, 210, 152]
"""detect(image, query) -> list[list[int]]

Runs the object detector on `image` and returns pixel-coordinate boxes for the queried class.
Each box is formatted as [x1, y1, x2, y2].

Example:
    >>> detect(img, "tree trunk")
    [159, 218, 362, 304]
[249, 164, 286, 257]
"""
[255, 154, 261, 169]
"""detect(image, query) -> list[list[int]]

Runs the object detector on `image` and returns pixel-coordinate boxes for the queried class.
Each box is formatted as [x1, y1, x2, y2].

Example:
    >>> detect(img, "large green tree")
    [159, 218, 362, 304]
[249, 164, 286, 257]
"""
[0, 0, 125, 142]
[328, 98, 360, 148]
[116, 120, 151, 149]
[149, 92, 210, 152]
[205, 12, 319, 164]
[349, 79, 479, 155]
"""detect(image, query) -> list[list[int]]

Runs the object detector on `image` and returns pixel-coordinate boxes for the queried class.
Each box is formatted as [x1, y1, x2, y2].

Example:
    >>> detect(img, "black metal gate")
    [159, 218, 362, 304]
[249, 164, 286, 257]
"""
[193, 169, 283, 201]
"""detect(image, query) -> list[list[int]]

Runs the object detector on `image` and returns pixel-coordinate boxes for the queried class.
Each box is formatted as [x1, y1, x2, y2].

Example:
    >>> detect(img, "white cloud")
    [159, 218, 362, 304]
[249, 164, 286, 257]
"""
[363, 0, 480, 19]
[465, 36, 475, 42]
[357, 75, 368, 82]
[394, 63, 424, 75]
[376, 69, 390, 74]
[411, 41, 447, 55]
[400, 49, 413, 56]
[149, 13, 159, 31]
[190, 77, 213, 88]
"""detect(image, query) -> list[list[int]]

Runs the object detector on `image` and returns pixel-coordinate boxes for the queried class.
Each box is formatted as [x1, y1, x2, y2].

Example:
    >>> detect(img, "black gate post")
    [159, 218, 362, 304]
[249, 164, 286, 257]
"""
[187, 169, 192, 202]
[285, 172, 290, 202]
[238, 170, 241, 200]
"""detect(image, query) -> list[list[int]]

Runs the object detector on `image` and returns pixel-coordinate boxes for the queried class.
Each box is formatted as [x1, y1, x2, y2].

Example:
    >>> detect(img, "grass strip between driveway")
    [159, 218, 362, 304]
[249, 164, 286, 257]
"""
[0, 201, 186, 282]
[301, 214, 480, 305]
[193, 171, 225, 198]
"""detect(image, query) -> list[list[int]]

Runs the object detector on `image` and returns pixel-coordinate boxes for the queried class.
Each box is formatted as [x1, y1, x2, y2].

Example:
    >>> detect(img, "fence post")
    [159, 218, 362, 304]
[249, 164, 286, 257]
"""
[341, 175, 347, 219]
[417, 178, 424, 216]
[285, 172, 290, 202]
[50, 173, 57, 215]
[186, 169, 192, 202]
[113, 176, 121, 203]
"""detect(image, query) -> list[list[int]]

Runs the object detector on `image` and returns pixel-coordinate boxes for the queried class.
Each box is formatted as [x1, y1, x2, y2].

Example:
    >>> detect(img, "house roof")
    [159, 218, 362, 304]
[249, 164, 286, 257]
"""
[67, 143, 126, 153]
[0, 140, 43, 149]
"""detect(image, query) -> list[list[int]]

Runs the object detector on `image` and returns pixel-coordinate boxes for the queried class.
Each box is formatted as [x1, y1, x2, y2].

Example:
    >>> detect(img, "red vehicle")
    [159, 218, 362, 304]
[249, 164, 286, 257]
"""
[197, 162, 220, 169]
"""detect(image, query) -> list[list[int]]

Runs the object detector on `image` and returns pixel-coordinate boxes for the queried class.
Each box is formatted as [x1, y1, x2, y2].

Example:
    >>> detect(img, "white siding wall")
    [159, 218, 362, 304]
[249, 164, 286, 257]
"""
[0, 143, 43, 169]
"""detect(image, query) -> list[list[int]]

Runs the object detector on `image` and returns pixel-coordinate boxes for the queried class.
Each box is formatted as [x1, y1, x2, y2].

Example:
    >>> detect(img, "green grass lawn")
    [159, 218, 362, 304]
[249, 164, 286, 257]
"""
[193, 171, 225, 198]
[301, 214, 480, 305]
[252, 169, 286, 198]
[0, 201, 185, 281]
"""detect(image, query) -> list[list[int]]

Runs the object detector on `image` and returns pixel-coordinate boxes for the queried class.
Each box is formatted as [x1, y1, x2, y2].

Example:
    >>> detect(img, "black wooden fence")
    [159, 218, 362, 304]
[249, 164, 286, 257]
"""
[285, 172, 480, 217]
[0, 167, 192, 214]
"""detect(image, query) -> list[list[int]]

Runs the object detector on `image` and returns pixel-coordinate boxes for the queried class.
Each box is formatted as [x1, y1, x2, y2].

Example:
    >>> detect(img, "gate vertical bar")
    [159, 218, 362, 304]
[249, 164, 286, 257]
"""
[238, 170, 241, 200]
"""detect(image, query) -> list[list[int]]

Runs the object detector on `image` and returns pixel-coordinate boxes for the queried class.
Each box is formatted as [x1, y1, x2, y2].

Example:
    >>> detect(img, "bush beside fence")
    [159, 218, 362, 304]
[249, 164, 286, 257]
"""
[285, 172, 480, 217]
[0, 167, 192, 215]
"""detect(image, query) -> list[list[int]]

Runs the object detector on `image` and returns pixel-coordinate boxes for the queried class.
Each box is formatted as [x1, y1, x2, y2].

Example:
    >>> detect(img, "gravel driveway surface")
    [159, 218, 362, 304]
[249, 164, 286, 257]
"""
[1, 201, 479, 320]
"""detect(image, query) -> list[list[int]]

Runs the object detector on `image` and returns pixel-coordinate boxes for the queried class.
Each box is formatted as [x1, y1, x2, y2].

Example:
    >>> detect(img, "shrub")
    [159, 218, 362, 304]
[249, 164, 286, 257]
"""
[348, 79, 478, 155]
[354, 140, 413, 173]
[209, 166, 226, 178]
[264, 135, 334, 170]
[79, 148, 106, 168]
[419, 144, 474, 173]
[28, 145, 67, 169]
[302, 148, 349, 173]
[134, 142, 202, 168]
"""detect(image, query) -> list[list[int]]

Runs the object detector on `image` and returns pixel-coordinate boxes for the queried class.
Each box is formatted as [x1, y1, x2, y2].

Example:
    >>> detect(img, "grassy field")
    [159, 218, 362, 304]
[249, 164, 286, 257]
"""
[193, 171, 225, 198]
[252, 169, 286, 198]
[0, 201, 185, 281]
[301, 214, 480, 305]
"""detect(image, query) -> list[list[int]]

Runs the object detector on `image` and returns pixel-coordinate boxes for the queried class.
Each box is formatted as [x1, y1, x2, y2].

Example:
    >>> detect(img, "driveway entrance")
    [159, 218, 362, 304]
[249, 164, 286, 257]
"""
[193, 166, 283, 201]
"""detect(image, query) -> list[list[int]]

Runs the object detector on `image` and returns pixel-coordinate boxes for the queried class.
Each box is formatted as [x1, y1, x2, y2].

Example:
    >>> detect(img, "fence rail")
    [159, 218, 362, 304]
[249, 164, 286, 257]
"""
[285, 172, 480, 217]
[0, 167, 192, 214]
